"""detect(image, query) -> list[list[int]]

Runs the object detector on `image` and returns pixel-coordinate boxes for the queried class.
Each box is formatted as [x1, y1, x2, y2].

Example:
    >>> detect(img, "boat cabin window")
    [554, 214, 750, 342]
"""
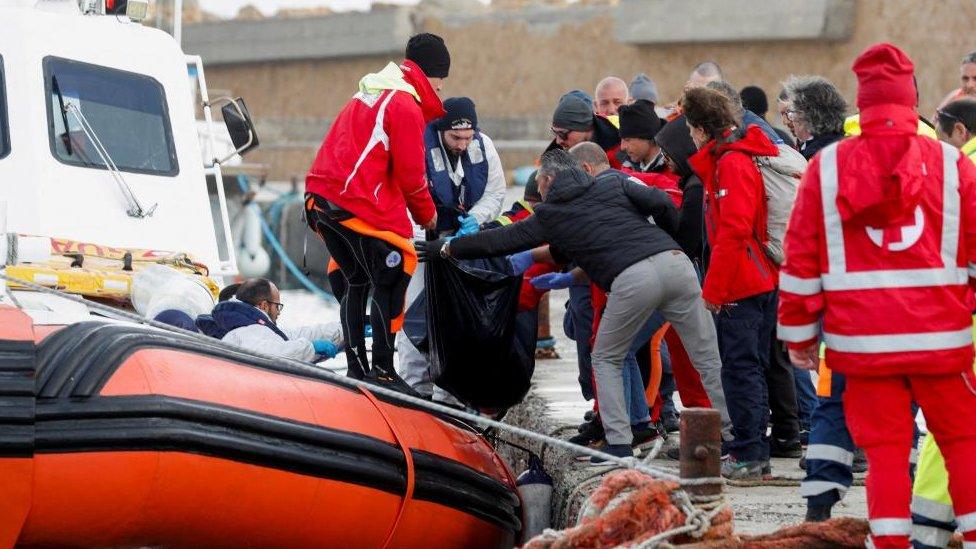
[44, 57, 178, 176]
[0, 56, 8, 160]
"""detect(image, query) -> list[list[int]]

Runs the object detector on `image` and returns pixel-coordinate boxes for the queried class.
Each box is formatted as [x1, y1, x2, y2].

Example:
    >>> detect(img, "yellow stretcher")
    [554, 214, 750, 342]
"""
[3, 236, 219, 301]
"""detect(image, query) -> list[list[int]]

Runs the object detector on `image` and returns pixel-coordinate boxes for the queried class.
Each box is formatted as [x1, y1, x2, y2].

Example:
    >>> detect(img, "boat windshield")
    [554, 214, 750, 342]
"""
[0, 56, 8, 160]
[44, 56, 178, 176]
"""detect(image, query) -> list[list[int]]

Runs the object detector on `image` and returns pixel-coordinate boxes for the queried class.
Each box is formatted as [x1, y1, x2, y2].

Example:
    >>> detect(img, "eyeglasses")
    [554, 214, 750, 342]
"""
[266, 300, 284, 312]
[551, 127, 571, 141]
[937, 109, 963, 125]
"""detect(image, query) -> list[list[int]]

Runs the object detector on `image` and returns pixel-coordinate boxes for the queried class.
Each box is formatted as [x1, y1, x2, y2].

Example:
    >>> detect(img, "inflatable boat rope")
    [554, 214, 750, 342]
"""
[0, 270, 728, 547]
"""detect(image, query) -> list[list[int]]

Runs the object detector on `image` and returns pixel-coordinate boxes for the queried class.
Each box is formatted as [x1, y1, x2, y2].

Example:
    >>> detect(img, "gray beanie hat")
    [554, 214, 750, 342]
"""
[629, 73, 659, 103]
[552, 93, 594, 131]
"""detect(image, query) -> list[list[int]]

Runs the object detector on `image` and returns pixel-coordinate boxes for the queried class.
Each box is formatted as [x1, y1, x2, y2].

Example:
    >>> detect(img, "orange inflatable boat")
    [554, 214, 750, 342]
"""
[0, 307, 522, 548]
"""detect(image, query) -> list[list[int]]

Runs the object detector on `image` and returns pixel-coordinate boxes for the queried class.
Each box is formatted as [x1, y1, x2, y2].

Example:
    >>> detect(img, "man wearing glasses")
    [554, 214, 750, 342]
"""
[545, 91, 623, 169]
[936, 98, 976, 162]
[217, 278, 342, 363]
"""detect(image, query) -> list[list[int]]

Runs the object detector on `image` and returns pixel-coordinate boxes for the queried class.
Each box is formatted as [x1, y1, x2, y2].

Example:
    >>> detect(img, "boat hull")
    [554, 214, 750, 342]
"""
[0, 307, 521, 548]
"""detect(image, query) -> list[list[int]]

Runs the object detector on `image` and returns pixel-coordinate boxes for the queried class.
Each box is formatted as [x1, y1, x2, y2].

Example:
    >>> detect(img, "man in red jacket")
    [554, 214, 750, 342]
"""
[778, 43, 976, 548]
[305, 34, 448, 391]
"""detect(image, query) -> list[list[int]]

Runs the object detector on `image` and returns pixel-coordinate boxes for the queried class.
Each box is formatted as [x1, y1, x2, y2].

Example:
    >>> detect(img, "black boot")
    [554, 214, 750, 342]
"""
[345, 348, 368, 380]
[368, 353, 421, 398]
[805, 504, 832, 522]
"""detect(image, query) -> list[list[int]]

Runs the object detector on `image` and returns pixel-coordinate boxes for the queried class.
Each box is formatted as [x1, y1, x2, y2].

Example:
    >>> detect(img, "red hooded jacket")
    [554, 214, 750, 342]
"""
[305, 60, 443, 238]
[690, 125, 780, 305]
[777, 43, 976, 376]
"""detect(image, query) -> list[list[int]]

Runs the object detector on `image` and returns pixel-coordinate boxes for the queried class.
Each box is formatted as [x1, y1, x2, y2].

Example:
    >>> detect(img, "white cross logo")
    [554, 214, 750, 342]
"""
[865, 205, 925, 251]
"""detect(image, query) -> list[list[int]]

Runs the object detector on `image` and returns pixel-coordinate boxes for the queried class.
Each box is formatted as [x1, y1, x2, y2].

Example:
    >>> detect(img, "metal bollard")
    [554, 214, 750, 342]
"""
[678, 408, 722, 497]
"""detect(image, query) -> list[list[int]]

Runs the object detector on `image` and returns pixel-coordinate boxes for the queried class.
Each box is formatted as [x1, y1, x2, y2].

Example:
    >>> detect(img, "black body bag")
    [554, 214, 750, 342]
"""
[426, 256, 534, 411]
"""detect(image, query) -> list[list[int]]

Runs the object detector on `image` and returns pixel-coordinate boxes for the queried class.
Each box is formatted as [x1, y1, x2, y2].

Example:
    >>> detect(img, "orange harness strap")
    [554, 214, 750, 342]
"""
[306, 199, 418, 277]
[337, 217, 418, 276]
[644, 322, 671, 405]
[338, 218, 417, 332]
[307, 201, 418, 332]
[357, 386, 415, 549]
[816, 360, 832, 398]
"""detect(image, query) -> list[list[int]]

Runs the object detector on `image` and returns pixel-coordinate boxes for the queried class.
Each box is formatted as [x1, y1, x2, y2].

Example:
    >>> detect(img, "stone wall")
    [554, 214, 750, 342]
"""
[194, 0, 976, 180]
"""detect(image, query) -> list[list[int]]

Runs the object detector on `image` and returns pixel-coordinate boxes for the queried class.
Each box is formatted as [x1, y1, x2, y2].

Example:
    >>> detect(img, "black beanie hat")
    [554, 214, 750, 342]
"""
[740, 85, 769, 117]
[436, 97, 478, 131]
[405, 33, 451, 79]
[618, 100, 663, 140]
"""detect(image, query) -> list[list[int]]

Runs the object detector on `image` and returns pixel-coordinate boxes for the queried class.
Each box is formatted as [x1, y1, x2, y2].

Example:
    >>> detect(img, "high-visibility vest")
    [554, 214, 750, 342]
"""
[962, 136, 976, 163]
[844, 113, 938, 138]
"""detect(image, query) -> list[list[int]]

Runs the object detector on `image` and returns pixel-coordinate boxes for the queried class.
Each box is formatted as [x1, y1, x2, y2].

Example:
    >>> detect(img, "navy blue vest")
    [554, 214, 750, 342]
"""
[423, 124, 489, 233]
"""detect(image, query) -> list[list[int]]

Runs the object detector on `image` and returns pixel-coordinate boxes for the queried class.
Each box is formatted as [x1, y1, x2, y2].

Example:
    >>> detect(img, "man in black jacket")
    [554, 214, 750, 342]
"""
[417, 149, 728, 462]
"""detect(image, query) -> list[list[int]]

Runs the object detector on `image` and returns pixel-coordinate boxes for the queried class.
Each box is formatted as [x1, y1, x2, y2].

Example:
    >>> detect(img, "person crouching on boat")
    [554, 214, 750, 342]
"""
[304, 33, 450, 395]
[212, 278, 342, 363]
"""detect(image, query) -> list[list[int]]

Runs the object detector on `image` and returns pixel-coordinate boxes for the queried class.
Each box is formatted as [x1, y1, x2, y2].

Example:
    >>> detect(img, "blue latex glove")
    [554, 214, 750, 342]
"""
[456, 214, 480, 236]
[364, 324, 373, 338]
[507, 250, 535, 275]
[312, 340, 339, 359]
[530, 272, 574, 290]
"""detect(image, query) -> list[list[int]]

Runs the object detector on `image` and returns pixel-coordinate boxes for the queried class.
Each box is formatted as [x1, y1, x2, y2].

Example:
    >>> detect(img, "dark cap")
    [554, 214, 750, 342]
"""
[552, 92, 594, 132]
[405, 33, 451, 79]
[739, 85, 769, 117]
[618, 100, 663, 140]
[436, 97, 478, 131]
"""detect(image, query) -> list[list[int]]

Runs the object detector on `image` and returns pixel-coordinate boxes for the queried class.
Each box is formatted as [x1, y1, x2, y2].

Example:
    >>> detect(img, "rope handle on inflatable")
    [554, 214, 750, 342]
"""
[357, 386, 415, 549]
[0, 271, 724, 490]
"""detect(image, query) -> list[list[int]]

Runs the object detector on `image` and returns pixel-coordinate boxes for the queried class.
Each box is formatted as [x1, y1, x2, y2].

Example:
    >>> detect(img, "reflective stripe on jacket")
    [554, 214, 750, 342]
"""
[778, 132, 976, 376]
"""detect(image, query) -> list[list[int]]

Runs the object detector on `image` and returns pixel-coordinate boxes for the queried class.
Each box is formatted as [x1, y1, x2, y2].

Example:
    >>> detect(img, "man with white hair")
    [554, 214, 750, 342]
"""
[594, 76, 630, 117]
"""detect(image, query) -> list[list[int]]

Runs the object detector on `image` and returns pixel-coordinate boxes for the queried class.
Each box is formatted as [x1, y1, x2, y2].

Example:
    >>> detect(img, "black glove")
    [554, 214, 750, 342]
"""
[415, 238, 447, 263]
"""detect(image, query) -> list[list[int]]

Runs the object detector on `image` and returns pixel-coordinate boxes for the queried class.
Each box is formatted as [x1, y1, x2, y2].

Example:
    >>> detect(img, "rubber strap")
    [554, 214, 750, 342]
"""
[645, 322, 671, 405]
[358, 386, 414, 548]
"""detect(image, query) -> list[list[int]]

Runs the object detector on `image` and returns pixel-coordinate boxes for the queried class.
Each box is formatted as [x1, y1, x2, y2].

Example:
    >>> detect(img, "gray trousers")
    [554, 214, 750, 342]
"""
[593, 251, 731, 445]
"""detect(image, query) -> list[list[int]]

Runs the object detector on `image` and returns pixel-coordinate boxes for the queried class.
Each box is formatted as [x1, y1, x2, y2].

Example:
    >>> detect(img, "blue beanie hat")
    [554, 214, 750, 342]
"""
[154, 309, 200, 333]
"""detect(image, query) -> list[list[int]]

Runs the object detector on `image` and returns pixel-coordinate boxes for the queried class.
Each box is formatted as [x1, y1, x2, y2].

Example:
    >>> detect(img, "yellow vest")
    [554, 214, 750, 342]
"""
[843, 113, 937, 138]
[961, 136, 976, 162]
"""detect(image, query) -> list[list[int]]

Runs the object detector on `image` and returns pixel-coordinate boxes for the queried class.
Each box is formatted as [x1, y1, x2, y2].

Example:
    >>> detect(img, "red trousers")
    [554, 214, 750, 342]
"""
[664, 327, 711, 408]
[844, 371, 976, 549]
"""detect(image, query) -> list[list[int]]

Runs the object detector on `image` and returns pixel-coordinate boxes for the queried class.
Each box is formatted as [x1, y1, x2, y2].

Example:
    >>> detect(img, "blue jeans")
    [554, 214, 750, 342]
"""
[659, 356, 677, 419]
[715, 291, 776, 462]
[564, 283, 594, 400]
[622, 312, 669, 426]
[794, 367, 817, 432]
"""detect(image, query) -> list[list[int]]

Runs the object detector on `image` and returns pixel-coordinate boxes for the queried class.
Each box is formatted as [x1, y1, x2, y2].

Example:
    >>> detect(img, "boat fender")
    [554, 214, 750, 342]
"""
[237, 204, 270, 278]
[515, 454, 552, 540]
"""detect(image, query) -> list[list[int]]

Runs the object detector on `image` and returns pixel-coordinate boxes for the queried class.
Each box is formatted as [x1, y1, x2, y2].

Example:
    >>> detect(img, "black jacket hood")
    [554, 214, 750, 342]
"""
[544, 168, 592, 204]
[654, 114, 697, 178]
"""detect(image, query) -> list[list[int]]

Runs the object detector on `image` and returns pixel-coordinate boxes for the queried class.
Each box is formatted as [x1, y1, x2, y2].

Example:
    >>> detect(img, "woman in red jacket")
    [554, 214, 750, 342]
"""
[304, 34, 448, 392]
[684, 87, 780, 480]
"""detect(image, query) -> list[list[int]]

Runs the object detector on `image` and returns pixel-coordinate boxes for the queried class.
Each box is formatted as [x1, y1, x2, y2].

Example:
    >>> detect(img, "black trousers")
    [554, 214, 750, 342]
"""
[766, 336, 801, 441]
[306, 196, 411, 379]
